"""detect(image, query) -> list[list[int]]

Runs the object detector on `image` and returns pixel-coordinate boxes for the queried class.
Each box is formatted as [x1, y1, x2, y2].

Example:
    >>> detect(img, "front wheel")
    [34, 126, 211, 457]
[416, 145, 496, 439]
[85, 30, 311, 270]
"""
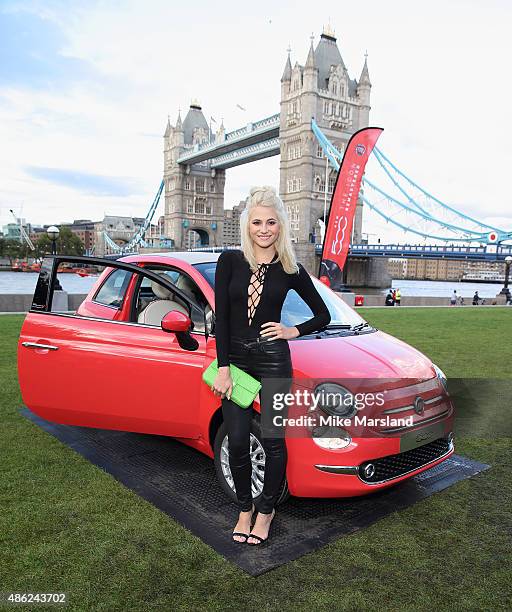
[213, 413, 290, 506]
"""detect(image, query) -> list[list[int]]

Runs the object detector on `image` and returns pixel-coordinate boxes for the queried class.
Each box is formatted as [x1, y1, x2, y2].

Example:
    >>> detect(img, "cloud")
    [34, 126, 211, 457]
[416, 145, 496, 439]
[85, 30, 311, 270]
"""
[24, 166, 145, 197]
[0, 3, 96, 88]
[1, 0, 511, 243]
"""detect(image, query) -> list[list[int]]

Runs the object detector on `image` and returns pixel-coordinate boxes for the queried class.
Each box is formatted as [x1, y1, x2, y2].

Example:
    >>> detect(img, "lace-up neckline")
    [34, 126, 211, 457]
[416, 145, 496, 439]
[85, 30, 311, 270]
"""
[213, 249, 331, 367]
[247, 253, 278, 326]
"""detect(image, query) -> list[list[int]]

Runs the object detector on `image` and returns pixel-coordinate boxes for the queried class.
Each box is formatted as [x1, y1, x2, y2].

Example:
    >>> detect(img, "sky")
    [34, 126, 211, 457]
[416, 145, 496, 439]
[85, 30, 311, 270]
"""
[1, 0, 511, 244]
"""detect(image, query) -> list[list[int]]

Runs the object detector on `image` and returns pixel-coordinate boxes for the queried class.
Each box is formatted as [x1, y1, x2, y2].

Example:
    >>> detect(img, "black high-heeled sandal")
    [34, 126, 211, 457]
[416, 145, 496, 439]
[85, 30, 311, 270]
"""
[247, 509, 275, 546]
[232, 504, 256, 543]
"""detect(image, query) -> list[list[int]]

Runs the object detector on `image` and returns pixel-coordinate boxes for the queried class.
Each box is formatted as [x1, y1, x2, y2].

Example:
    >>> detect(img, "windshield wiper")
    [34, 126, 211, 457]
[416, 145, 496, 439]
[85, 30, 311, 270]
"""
[325, 324, 352, 329]
[321, 322, 373, 333]
[320, 324, 354, 336]
[350, 322, 372, 332]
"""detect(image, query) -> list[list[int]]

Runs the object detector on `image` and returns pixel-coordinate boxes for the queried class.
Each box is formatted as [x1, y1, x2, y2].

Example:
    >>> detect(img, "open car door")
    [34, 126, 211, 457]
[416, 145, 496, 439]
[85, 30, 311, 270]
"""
[18, 255, 207, 438]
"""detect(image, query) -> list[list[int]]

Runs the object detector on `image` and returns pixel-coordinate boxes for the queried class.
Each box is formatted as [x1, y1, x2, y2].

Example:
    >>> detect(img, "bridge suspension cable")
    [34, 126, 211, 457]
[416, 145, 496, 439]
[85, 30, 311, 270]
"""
[311, 119, 512, 244]
[103, 179, 164, 254]
[372, 147, 507, 235]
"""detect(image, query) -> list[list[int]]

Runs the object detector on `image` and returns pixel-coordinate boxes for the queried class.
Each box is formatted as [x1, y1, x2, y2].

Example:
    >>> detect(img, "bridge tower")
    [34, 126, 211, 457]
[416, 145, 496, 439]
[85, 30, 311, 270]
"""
[163, 102, 226, 249]
[279, 26, 371, 245]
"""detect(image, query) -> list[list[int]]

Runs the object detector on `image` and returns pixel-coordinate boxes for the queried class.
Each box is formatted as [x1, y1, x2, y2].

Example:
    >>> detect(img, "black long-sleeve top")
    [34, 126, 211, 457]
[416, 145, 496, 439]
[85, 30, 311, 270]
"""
[214, 249, 331, 367]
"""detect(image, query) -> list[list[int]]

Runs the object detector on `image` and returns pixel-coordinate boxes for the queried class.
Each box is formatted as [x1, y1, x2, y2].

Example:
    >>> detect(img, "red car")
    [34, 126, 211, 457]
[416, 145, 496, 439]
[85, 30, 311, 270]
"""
[18, 252, 454, 505]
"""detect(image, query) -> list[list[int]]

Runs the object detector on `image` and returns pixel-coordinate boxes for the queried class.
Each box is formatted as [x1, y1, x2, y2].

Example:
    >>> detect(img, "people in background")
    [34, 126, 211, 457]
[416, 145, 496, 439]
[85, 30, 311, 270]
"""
[385, 290, 394, 306]
[395, 288, 401, 306]
[472, 291, 480, 306]
[450, 290, 457, 306]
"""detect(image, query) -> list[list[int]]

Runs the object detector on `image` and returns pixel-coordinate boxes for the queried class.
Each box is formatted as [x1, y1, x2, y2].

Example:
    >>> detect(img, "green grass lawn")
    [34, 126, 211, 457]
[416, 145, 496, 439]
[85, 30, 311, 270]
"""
[1, 310, 511, 611]
[359, 307, 512, 378]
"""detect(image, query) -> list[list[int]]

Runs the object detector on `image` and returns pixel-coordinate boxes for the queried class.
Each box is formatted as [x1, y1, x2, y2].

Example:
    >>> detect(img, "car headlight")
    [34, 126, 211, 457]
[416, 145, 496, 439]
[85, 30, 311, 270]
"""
[433, 363, 448, 392]
[312, 426, 352, 449]
[313, 382, 358, 417]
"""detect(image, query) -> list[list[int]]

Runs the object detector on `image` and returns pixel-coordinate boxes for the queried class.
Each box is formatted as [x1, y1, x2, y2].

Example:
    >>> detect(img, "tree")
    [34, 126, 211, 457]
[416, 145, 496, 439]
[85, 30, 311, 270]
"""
[35, 227, 85, 257]
[3, 239, 24, 265]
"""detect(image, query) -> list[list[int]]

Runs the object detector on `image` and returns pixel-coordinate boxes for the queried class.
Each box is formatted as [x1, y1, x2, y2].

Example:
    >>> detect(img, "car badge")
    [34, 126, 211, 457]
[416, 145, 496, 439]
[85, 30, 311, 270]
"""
[414, 396, 425, 415]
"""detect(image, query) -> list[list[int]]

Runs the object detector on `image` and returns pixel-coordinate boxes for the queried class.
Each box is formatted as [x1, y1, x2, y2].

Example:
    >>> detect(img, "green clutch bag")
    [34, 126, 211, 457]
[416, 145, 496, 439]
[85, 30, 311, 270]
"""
[202, 358, 261, 409]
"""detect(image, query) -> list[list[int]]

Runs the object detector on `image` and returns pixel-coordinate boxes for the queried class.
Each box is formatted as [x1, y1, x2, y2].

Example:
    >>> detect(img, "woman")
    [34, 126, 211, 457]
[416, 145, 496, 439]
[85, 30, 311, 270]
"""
[211, 186, 331, 545]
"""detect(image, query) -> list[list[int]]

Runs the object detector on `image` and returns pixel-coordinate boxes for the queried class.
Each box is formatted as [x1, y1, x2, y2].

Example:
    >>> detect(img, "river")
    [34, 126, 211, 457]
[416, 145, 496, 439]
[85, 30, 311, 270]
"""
[0, 272, 99, 294]
[0, 271, 505, 298]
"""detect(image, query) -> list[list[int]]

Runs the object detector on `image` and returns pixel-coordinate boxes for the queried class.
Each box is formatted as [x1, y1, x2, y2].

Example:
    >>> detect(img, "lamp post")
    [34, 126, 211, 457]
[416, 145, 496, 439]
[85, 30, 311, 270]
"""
[47, 225, 63, 291]
[501, 255, 512, 295]
[47, 225, 60, 255]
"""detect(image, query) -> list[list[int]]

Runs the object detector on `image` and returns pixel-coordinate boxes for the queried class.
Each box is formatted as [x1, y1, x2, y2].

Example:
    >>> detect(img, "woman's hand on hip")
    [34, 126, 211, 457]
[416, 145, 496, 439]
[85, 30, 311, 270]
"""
[212, 368, 233, 400]
[260, 322, 299, 340]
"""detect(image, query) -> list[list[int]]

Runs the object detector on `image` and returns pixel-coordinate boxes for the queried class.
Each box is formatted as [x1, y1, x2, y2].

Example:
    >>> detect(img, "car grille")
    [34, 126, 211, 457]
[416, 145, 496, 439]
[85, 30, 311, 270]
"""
[359, 437, 452, 484]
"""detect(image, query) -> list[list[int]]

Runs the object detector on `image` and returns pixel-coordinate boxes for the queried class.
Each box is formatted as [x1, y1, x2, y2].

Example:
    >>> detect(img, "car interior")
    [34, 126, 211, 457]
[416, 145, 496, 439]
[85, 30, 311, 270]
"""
[134, 268, 213, 334]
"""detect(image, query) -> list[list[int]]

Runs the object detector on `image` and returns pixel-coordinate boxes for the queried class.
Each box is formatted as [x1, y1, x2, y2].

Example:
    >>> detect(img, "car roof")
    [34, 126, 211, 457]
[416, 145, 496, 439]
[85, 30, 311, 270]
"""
[120, 250, 233, 265]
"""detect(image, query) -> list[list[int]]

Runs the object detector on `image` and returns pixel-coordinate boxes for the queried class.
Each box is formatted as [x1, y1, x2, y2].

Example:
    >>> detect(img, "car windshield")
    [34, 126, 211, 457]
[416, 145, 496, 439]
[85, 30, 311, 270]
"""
[193, 261, 366, 331]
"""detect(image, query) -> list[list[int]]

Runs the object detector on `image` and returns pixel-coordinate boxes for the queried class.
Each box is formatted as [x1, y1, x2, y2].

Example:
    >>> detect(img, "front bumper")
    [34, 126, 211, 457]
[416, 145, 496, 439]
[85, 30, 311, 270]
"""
[285, 378, 455, 498]
[314, 435, 454, 484]
[285, 427, 454, 498]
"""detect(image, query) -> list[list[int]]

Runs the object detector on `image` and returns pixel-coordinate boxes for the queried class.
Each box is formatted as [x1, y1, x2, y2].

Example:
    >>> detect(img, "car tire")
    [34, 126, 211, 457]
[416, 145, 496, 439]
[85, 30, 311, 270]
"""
[213, 412, 290, 507]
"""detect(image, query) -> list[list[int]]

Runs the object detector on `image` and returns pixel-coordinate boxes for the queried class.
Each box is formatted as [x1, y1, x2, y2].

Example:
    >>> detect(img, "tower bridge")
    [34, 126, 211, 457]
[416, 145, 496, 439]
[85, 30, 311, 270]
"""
[176, 114, 280, 167]
[163, 26, 371, 256]
[103, 24, 511, 288]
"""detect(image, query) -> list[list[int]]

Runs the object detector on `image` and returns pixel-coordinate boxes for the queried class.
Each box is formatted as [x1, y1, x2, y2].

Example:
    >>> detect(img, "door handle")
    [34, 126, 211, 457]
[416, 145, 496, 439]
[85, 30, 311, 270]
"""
[22, 342, 59, 350]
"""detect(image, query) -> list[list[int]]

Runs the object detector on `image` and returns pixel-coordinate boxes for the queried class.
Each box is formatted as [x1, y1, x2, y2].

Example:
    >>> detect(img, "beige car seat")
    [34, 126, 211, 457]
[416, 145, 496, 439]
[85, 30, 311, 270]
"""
[175, 274, 197, 300]
[137, 273, 188, 326]
[175, 273, 212, 333]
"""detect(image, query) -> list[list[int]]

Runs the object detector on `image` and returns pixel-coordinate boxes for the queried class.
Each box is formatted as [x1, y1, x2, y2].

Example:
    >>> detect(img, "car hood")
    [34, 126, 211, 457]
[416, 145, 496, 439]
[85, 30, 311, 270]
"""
[289, 330, 435, 381]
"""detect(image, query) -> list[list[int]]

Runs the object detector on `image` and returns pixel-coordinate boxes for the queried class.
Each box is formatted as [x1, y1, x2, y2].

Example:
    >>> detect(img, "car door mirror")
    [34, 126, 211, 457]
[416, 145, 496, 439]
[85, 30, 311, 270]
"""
[161, 311, 199, 351]
[161, 310, 192, 333]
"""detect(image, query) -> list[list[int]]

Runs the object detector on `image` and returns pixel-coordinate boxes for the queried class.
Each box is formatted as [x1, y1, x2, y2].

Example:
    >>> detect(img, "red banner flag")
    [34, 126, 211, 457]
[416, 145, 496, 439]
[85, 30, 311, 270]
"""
[319, 127, 383, 290]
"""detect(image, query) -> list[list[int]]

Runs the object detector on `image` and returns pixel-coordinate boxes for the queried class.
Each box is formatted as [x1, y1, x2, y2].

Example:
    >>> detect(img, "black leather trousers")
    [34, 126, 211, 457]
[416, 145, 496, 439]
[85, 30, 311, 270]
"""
[221, 335, 293, 514]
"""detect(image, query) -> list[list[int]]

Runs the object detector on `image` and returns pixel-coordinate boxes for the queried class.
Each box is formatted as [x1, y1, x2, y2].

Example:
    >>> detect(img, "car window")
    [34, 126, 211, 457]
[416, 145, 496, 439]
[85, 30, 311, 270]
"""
[46, 261, 131, 317]
[193, 260, 365, 329]
[134, 266, 209, 333]
[36, 258, 197, 325]
[93, 268, 132, 308]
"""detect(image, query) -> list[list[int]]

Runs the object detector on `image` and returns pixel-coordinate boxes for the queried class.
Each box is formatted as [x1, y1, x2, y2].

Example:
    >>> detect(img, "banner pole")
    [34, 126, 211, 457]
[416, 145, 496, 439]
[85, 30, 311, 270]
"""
[323, 155, 328, 226]
[319, 126, 383, 291]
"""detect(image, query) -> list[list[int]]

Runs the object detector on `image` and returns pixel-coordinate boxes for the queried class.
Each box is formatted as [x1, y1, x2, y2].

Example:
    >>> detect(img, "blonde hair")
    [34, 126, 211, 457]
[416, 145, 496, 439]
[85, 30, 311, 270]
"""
[240, 186, 299, 275]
